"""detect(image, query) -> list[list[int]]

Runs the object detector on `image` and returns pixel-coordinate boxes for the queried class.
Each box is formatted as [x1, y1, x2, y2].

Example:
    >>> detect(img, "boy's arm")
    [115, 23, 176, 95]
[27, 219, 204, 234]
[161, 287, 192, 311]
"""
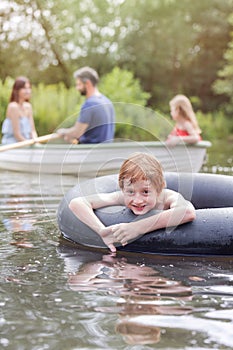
[69, 192, 124, 252]
[112, 190, 196, 246]
[150, 189, 195, 229]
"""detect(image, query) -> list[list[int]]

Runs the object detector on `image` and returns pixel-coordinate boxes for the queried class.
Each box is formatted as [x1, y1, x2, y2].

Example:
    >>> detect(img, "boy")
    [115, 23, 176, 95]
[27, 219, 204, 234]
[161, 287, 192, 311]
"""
[69, 153, 196, 252]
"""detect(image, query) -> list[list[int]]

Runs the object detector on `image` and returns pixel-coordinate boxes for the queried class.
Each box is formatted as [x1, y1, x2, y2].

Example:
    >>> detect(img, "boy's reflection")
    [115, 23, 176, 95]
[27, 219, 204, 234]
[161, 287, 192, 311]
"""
[116, 322, 161, 345]
[58, 244, 193, 345]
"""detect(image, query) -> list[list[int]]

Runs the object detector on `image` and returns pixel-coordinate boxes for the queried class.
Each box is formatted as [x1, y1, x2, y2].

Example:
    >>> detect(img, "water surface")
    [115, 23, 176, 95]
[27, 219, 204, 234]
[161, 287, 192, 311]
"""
[0, 141, 233, 350]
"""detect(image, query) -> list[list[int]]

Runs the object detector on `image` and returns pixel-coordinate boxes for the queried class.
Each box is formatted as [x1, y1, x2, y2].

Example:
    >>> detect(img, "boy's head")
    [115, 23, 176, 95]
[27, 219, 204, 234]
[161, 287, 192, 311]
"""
[118, 153, 165, 194]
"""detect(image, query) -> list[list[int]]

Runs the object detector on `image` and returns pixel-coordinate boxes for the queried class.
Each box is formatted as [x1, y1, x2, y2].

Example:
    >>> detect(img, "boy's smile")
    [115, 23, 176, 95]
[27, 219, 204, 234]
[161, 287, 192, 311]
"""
[122, 179, 158, 215]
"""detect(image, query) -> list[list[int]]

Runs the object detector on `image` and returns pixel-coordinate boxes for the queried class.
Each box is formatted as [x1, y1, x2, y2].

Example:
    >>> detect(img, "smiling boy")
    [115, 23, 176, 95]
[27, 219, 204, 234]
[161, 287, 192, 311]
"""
[69, 153, 196, 252]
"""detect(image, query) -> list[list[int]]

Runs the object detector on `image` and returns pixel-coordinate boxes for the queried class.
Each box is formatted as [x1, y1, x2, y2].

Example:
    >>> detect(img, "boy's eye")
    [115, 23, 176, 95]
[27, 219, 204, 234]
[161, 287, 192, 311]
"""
[143, 190, 149, 194]
[125, 189, 134, 195]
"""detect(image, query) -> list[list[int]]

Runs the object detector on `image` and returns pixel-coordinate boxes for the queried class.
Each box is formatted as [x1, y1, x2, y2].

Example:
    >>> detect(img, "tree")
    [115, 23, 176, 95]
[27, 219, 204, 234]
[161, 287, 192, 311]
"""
[0, 0, 123, 85]
[115, 0, 233, 111]
[0, 0, 233, 113]
[183, 0, 233, 112]
[213, 13, 233, 113]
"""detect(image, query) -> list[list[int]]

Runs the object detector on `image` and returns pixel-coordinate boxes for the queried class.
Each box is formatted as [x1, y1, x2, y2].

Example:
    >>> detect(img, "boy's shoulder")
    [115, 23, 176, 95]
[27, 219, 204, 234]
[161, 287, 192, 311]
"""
[160, 188, 180, 201]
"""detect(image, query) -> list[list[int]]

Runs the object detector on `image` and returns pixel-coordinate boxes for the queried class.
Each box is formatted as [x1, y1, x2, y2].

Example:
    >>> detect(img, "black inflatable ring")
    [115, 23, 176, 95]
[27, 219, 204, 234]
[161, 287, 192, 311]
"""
[57, 172, 233, 256]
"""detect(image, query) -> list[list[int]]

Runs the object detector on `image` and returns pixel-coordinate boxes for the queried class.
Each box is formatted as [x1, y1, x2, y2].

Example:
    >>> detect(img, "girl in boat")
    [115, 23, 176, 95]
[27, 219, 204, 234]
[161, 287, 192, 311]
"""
[1, 76, 38, 144]
[166, 94, 202, 146]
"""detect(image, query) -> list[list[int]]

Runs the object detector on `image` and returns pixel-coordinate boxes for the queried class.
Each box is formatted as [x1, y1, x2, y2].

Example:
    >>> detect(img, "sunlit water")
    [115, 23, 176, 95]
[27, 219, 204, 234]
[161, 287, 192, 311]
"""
[0, 140, 233, 350]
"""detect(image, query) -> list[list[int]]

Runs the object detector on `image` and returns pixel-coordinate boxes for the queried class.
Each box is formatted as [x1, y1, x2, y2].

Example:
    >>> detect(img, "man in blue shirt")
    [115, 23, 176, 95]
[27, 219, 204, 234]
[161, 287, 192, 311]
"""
[57, 67, 115, 143]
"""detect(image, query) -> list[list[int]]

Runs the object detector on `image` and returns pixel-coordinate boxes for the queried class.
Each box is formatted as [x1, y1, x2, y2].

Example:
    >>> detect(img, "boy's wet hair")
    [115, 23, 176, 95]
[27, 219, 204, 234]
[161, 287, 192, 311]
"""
[118, 152, 165, 194]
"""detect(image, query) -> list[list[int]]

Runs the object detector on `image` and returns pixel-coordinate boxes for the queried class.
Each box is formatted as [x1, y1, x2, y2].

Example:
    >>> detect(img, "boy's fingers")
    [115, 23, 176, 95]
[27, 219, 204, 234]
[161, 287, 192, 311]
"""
[109, 244, 116, 253]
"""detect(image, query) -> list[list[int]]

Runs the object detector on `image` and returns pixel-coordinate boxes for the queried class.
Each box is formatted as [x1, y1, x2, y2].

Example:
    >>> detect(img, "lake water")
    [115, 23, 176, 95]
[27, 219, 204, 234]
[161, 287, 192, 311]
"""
[0, 140, 233, 350]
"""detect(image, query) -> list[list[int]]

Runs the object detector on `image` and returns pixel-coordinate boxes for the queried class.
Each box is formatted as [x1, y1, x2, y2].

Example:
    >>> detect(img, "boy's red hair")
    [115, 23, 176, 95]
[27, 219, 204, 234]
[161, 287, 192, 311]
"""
[118, 153, 165, 193]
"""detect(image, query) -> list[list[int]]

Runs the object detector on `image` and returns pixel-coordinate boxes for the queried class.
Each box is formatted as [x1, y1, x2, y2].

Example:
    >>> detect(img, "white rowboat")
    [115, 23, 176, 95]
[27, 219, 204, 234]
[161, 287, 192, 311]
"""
[0, 140, 211, 176]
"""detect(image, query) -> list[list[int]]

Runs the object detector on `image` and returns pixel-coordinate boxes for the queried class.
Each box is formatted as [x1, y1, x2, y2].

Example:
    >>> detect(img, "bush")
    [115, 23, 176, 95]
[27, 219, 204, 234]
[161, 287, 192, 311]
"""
[1, 69, 232, 142]
[197, 110, 233, 140]
[32, 82, 80, 134]
[0, 77, 13, 123]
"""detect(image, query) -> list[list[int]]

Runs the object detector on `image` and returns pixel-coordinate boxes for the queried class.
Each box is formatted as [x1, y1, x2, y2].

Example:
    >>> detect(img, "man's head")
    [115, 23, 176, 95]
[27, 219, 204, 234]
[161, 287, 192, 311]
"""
[119, 153, 165, 194]
[74, 67, 99, 96]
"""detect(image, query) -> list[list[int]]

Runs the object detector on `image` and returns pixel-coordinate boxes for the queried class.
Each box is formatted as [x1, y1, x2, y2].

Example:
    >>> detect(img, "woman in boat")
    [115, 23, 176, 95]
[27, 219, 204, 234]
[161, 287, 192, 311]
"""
[68, 152, 196, 252]
[166, 94, 202, 146]
[1, 76, 38, 144]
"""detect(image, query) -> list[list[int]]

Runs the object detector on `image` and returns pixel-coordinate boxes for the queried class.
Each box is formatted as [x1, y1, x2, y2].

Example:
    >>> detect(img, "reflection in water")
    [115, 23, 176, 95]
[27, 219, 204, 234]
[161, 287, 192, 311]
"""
[58, 243, 193, 345]
[3, 216, 34, 232]
[1, 197, 36, 248]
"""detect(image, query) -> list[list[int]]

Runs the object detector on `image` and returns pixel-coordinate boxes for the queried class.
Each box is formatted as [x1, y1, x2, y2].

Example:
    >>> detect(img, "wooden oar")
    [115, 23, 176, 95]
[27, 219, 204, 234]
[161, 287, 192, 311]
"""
[0, 133, 61, 152]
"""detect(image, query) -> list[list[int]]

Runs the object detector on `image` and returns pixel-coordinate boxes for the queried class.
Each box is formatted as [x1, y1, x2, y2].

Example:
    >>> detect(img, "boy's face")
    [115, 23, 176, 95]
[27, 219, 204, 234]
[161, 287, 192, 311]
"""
[122, 179, 158, 215]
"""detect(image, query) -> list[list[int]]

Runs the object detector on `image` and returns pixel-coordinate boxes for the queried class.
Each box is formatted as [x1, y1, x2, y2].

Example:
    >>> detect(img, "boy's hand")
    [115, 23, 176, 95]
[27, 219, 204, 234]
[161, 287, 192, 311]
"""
[99, 227, 117, 253]
[100, 222, 142, 252]
[110, 222, 141, 246]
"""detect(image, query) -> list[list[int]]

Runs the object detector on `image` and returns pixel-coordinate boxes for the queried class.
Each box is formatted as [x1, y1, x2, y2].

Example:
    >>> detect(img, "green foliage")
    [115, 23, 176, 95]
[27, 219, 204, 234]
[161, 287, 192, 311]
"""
[0, 77, 13, 122]
[32, 67, 152, 135]
[0, 66, 232, 141]
[213, 13, 233, 113]
[197, 110, 233, 140]
[32, 83, 80, 134]
[99, 67, 155, 140]
[1, 0, 233, 112]
[100, 67, 150, 105]
[0, 67, 152, 137]
[113, 104, 172, 141]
